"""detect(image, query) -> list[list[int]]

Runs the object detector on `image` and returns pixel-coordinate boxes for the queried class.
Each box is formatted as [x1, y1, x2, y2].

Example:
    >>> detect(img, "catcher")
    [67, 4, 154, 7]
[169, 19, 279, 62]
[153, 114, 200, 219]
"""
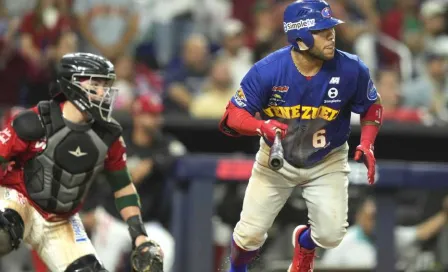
[0, 52, 163, 272]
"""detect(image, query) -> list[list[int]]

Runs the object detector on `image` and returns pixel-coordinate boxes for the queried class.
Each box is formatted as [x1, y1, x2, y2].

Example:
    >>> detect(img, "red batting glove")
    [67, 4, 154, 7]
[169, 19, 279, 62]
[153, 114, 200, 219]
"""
[354, 142, 376, 185]
[256, 120, 288, 142]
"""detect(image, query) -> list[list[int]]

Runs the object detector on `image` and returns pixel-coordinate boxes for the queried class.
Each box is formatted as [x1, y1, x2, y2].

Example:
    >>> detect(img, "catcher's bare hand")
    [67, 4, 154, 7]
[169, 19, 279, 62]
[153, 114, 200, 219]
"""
[131, 238, 164, 272]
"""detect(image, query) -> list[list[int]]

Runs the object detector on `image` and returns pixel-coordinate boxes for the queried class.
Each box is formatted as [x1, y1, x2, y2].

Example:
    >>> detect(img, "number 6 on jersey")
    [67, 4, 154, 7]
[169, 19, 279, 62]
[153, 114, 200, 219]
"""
[312, 129, 326, 148]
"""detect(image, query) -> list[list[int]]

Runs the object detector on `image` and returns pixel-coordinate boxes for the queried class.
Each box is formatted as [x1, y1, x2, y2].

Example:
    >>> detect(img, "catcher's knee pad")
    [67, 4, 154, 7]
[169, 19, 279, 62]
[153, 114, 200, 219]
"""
[64, 254, 108, 272]
[0, 208, 24, 256]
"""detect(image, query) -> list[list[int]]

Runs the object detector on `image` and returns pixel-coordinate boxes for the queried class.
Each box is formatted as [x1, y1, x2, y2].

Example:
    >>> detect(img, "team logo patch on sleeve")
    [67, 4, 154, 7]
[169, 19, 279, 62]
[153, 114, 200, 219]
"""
[234, 87, 247, 107]
[367, 79, 378, 101]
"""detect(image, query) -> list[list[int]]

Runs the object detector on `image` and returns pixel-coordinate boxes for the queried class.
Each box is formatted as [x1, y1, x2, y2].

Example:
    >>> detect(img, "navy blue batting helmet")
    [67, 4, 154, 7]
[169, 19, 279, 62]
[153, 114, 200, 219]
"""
[284, 0, 344, 49]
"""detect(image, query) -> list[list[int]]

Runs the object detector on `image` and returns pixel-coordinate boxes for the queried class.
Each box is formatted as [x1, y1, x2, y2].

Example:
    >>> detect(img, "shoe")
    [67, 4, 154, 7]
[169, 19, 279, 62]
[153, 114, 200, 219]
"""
[287, 225, 316, 272]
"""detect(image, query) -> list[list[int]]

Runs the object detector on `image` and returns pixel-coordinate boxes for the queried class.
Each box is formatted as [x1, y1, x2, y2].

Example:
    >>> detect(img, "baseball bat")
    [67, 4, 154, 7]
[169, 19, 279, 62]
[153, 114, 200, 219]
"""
[269, 129, 284, 171]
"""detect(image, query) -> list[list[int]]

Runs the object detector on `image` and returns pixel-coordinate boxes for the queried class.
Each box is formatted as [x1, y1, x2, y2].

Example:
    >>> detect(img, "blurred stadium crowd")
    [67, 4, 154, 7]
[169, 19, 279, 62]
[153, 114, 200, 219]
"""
[0, 0, 448, 271]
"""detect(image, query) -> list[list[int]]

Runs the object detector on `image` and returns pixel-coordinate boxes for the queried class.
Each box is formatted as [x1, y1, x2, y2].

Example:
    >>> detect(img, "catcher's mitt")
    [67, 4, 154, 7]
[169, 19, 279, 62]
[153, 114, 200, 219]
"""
[131, 240, 164, 272]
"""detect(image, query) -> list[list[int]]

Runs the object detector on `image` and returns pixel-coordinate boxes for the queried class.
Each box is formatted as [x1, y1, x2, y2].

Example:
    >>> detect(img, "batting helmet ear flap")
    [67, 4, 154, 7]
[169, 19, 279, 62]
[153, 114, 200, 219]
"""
[296, 38, 311, 51]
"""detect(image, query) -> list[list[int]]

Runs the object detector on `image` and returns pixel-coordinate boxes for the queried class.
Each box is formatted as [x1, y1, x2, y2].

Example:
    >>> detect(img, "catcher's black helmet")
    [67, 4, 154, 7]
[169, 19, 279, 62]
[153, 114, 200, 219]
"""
[53, 52, 118, 122]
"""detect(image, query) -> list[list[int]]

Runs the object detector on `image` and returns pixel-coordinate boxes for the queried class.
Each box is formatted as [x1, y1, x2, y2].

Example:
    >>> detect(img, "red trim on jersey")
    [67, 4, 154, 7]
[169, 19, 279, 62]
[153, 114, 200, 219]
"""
[104, 138, 127, 171]
[222, 103, 261, 136]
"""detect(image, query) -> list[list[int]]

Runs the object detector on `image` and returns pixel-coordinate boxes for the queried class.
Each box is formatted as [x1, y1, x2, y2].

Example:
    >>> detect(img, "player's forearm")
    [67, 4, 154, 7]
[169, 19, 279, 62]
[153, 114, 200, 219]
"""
[359, 95, 383, 146]
[223, 102, 262, 136]
[114, 183, 142, 221]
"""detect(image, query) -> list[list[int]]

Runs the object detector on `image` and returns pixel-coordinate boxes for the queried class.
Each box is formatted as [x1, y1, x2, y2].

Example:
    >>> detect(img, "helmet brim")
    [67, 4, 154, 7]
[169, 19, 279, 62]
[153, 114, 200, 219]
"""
[309, 18, 344, 31]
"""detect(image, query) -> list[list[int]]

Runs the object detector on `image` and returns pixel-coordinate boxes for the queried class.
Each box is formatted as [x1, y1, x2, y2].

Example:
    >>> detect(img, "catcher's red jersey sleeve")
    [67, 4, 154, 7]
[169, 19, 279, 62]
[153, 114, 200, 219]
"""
[0, 123, 29, 161]
[104, 136, 127, 172]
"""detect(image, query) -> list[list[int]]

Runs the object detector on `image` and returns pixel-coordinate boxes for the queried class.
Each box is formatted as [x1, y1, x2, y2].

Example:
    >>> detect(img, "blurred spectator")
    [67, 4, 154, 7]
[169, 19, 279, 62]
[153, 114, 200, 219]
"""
[18, 0, 72, 106]
[402, 48, 448, 125]
[251, 2, 287, 62]
[163, 33, 210, 114]
[112, 54, 164, 111]
[420, 0, 447, 50]
[321, 197, 448, 271]
[0, 0, 28, 106]
[375, 69, 422, 123]
[45, 30, 78, 79]
[85, 96, 185, 272]
[113, 54, 136, 111]
[380, 0, 422, 67]
[150, 0, 197, 68]
[192, 0, 232, 46]
[216, 18, 252, 91]
[190, 58, 234, 118]
[19, 0, 71, 67]
[74, 0, 138, 62]
[1, 0, 36, 18]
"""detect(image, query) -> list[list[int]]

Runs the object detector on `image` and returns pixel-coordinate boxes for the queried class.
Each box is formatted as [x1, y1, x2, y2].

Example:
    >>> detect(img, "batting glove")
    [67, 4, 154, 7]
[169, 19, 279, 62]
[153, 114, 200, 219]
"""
[354, 141, 376, 185]
[256, 120, 288, 142]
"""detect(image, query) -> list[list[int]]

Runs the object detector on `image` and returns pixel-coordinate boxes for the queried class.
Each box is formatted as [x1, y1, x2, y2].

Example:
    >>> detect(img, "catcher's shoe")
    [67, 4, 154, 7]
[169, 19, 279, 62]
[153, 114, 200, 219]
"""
[287, 225, 315, 272]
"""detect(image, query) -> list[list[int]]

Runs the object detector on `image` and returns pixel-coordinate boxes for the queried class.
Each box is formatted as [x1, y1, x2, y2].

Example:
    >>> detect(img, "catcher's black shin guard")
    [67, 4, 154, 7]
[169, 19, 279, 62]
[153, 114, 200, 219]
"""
[0, 208, 24, 256]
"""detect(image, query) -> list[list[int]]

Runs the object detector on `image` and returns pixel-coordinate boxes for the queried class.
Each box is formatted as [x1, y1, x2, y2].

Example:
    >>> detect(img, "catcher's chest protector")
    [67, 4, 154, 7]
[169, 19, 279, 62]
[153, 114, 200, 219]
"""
[24, 101, 121, 214]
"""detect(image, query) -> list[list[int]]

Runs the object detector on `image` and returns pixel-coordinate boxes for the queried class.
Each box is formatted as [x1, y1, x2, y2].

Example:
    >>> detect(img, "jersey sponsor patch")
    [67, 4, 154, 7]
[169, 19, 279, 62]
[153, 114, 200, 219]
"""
[272, 86, 289, 93]
[367, 79, 378, 101]
[234, 88, 247, 107]
[70, 215, 88, 242]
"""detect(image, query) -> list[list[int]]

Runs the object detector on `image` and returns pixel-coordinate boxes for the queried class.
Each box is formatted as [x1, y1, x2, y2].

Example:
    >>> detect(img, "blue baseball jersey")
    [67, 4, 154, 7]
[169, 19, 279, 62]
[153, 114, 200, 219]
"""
[230, 46, 378, 168]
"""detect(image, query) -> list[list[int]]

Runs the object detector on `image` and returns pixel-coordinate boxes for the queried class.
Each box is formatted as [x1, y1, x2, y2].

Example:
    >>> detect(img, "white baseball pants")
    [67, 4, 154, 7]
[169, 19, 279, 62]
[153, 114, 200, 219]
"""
[233, 140, 350, 250]
[0, 186, 98, 272]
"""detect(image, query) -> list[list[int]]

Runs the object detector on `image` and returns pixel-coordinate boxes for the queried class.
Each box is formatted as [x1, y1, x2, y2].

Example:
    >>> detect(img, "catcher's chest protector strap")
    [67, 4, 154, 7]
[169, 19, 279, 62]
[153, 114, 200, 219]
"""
[38, 100, 122, 148]
[38, 100, 66, 138]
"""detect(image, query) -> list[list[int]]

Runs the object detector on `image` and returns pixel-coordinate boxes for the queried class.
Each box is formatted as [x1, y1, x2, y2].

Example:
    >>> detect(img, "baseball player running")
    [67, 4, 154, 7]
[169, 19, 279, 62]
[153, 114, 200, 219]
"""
[219, 1, 382, 271]
[0, 53, 163, 272]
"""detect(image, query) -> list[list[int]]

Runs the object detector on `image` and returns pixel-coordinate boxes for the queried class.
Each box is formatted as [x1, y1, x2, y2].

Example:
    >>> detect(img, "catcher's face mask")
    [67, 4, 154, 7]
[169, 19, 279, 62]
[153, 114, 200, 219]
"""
[73, 74, 118, 122]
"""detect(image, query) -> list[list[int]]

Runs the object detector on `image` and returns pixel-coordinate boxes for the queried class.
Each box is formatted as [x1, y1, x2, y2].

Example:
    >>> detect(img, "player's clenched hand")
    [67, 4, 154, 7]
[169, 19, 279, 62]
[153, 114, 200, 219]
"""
[256, 120, 288, 142]
[354, 142, 376, 185]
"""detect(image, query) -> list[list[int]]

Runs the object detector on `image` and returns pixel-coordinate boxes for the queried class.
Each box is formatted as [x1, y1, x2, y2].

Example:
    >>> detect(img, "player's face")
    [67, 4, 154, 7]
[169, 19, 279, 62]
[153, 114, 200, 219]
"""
[79, 78, 114, 102]
[309, 28, 336, 60]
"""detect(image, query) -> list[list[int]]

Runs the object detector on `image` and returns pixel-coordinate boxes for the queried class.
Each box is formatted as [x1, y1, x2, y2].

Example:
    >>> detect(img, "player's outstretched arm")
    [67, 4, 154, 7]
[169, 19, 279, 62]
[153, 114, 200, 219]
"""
[219, 102, 288, 142]
[354, 94, 383, 185]
[104, 138, 164, 271]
